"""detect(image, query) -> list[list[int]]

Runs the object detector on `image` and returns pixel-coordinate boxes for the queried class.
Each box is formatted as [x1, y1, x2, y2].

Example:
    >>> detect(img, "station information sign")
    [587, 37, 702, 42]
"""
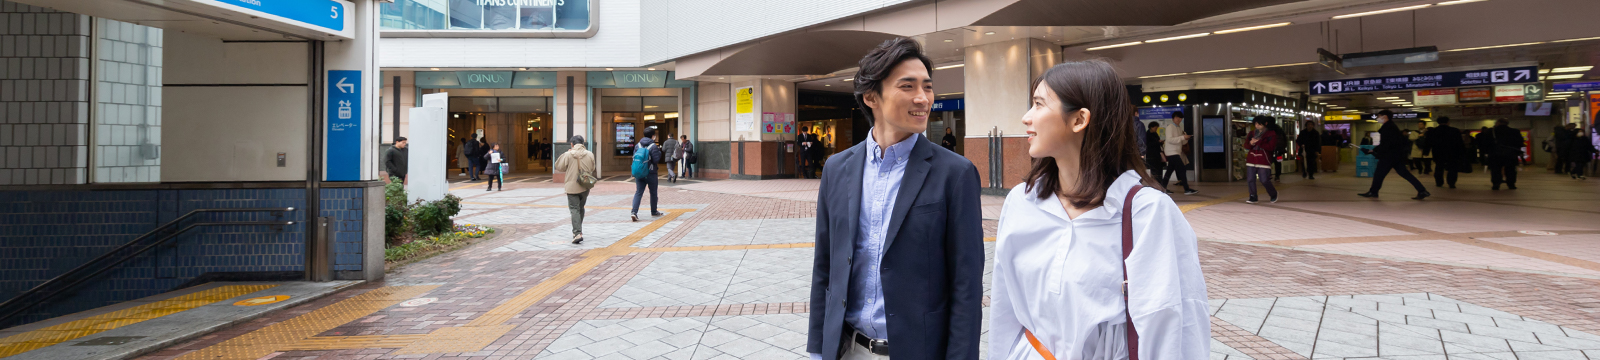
[1413, 89, 1457, 106]
[1553, 81, 1600, 92]
[1458, 87, 1494, 103]
[1310, 65, 1538, 95]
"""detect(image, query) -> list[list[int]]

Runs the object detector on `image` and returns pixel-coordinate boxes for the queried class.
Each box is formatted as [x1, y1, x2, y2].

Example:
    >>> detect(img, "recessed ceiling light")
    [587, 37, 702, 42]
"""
[1435, 0, 1486, 5]
[1192, 68, 1248, 74]
[1376, 96, 1400, 100]
[1139, 73, 1189, 79]
[1333, 4, 1432, 19]
[1539, 69, 1551, 74]
[943, 39, 953, 42]
[984, 31, 996, 35]
[1253, 62, 1316, 68]
[1443, 42, 1544, 52]
[606, 68, 614, 70]
[1214, 22, 1292, 34]
[824, 84, 831, 87]
[1145, 33, 1211, 43]
[1552, 66, 1593, 73]
[518, 68, 527, 70]
[934, 64, 964, 70]
[1086, 41, 1142, 51]
[430, 68, 440, 70]
[647, 68, 656, 70]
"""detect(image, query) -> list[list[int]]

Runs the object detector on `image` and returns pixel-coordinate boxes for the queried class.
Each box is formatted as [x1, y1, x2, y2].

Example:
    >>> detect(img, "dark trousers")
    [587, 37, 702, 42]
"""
[485, 164, 502, 190]
[632, 175, 659, 214]
[1146, 158, 1165, 186]
[1247, 166, 1277, 199]
[1571, 160, 1591, 177]
[1413, 158, 1431, 174]
[1553, 153, 1565, 174]
[1161, 155, 1191, 190]
[568, 190, 589, 236]
[1272, 161, 1282, 181]
[1489, 159, 1518, 187]
[468, 158, 483, 180]
[1368, 159, 1427, 194]
[1302, 152, 1318, 178]
[1432, 158, 1458, 187]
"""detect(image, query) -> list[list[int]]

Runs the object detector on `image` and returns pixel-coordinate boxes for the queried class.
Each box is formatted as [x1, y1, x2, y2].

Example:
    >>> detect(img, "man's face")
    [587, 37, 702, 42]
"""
[1172, 115, 1182, 125]
[863, 58, 933, 136]
[397, 140, 407, 148]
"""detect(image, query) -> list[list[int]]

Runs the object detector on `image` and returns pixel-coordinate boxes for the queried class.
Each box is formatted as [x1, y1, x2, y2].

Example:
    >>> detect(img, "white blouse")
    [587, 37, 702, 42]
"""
[989, 171, 1211, 360]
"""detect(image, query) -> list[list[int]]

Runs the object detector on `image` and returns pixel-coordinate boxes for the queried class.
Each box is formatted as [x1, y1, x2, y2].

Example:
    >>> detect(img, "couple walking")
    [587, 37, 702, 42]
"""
[808, 38, 1210, 360]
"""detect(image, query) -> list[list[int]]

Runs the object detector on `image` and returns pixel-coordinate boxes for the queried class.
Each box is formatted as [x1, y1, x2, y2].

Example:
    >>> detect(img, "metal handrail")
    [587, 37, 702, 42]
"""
[0, 208, 294, 327]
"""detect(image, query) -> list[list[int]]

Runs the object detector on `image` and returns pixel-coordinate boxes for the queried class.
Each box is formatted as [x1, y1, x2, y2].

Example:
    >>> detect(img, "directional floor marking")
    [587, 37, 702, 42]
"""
[0, 285, 275, 358]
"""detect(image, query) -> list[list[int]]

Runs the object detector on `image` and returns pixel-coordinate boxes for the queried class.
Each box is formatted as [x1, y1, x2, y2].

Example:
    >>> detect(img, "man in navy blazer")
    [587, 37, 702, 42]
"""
[807, 37, 984, 360]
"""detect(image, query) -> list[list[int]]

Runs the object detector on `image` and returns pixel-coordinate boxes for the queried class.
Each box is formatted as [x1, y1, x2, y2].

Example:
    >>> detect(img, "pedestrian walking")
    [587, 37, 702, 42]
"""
[1357, 110, 1430, 200]
[798, 129, 816, 179]
[1267, 120, 1287, 182]
[662, 133, 680, 183]
[1412, 123, 1432, 174]
[808, 37, 984, 360]
[1145, 121, 1166, 184]
[554, 135, 597, 244]
[1426, 117, 1465, 188]
[629, 128, 663, 221]
[1160, 111, 1198, 195]
[1475, 127, 1495, 169]
[675, 135, 691, 179]
[1569, 128, 1594, 179]
[466, 134, 483, 181]
[1487, 119, 1523, 190]
[385, 137, 409, 183]
[456, 138, 470, 177]
[991, 59, 1211, 360]
[1297, 120, 1321, 179]
[484, 143, 504, 191]
[1245, 116, 1279, 203]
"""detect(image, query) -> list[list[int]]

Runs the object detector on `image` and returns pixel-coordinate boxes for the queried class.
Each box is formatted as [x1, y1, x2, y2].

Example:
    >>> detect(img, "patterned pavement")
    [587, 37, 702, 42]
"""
[130, 167, 1600, 360]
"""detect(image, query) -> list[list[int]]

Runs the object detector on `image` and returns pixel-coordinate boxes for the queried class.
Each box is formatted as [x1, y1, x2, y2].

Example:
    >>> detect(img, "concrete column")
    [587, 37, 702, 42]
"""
[379, 71, 415, 145]
[726, 79, 796, 180]
[962, 38, 1059, 191]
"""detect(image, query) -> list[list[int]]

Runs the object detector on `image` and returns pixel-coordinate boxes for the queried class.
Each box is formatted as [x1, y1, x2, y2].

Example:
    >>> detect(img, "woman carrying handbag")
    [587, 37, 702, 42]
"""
[484, 143, 505, 191]
[990, 60, 1211, 360]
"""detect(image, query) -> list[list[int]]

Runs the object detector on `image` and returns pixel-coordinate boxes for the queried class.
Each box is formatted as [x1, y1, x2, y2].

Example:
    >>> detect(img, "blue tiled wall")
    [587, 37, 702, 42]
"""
[0, 187, 365, 326]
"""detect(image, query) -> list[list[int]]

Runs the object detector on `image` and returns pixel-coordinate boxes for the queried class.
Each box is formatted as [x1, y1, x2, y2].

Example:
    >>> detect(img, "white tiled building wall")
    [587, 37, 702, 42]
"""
[0, 0, 90, 185]
[93, 17, 161, 183]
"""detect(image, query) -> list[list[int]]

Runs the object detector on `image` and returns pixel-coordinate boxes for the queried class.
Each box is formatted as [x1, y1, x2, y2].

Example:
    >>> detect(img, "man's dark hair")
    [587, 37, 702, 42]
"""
[570, 135, 585, 144]
[1377, 109, 1394, 117]
[1148, 121, 1161, 129]
[642, 127, 657, 139]
[1172, 111, 1185, 120]
[852, 38, 932, 124]
[1252, 116, 1273, 125]
[396, 136, 407, 142]
[1437, 116, 1450, 125]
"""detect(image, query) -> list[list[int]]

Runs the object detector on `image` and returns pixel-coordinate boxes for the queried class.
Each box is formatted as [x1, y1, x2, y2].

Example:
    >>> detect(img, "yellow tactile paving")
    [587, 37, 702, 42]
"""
[463, 201, 697, 212]
[280, 334, 429, 350]
[174, 285, 438, 360]
[391, 324, 516, 355]
[0, 284, 275, 358]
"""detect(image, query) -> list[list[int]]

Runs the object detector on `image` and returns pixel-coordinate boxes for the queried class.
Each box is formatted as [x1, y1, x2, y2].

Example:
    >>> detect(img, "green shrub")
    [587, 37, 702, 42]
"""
[411, 194, 463, 237]
[384, 178, 412, 245]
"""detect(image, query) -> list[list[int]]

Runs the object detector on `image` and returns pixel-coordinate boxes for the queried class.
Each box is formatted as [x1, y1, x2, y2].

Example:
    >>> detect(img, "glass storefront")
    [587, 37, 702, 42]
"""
[381, 0, 591, 31]
[603, 96, 679, 158]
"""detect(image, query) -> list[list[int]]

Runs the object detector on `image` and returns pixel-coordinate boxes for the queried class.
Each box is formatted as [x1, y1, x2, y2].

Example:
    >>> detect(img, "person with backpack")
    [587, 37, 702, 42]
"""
[555, 135, 597, 244]
[1358, 110, 1430, 200]
[630, 127, 665, 221]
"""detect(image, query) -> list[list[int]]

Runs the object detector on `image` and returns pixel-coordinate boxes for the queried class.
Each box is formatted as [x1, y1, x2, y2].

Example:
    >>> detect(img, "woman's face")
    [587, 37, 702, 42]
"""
[1255, 123, 1265, 131]
[1022, 85, 1088, 159]
[493, 144, 501, 150]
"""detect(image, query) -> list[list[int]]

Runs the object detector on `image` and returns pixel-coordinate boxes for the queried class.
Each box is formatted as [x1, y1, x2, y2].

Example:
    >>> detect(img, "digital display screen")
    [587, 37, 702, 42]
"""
[1202, 116, 1226, 153]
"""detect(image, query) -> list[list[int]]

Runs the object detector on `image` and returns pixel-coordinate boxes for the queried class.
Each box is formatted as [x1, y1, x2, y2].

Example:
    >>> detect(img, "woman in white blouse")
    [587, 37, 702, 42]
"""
[990, 60, 1211, 360]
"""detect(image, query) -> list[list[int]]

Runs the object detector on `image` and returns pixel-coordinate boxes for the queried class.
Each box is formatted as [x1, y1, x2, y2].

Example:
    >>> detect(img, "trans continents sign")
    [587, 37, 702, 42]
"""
[1310, 65, 1538, 95]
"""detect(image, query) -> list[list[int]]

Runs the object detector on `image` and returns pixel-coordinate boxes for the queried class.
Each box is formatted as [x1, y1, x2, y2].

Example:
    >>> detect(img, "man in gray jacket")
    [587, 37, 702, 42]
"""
[662, 134, 680, 183]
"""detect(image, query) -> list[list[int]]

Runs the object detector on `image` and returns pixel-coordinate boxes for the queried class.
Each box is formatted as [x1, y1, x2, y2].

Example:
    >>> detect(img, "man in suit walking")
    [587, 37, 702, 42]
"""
[807, 37, 984, 360]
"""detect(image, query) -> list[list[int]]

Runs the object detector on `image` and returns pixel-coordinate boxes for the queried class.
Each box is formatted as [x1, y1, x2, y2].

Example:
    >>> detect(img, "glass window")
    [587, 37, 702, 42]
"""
[448, 97, 498, 112]
[383, 0, 591, 31]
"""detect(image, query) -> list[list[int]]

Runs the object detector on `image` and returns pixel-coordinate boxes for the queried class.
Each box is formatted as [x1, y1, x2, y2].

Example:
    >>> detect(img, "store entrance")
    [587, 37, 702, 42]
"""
[599, 96, 681, 175]
[445, 96, 554, 178]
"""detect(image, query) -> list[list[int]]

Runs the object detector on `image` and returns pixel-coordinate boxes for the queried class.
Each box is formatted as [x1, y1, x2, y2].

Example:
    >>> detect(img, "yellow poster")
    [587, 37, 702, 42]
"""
[735, 87, 754, 114]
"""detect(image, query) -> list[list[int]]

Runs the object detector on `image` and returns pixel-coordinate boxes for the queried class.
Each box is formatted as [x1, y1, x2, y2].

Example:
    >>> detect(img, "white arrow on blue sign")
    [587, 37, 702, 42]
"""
[1309, 65, 1539, 95]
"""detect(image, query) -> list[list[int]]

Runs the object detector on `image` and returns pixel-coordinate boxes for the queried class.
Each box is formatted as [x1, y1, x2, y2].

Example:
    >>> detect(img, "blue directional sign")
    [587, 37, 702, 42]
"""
[327, 70, 361, 181]
[932, 99, 964, 111]
[1309, 66, 1539, 95]
[209, 0, 347, 33]
[1553, 81, 1600, 92]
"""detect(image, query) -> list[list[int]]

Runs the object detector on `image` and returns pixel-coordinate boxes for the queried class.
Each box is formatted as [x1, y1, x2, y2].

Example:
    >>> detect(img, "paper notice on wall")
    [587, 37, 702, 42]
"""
[736, 113, 755, 132]
[734, 86, 756, 131]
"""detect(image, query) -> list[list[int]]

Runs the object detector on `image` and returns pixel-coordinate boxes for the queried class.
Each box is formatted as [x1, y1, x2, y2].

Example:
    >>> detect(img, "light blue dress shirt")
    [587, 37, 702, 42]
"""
[813, 131, 915, 360]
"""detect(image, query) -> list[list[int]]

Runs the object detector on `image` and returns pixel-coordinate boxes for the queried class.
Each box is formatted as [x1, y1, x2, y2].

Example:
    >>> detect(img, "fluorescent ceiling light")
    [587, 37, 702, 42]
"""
[1333, 4, 1432, 19]
[1086, 41, 1142, 51]
[1376, 96, 1399, 100]
[842, 78, 853, 82]
[1435, 0, 1486, 5]
[937, 92, 964, 96]
[1539, 69, 1551, 74]
[1254, 62, 1316, 68]
[1544, 74, 1583, 80]
[1145, 33, 1211, 43]
[1555, 36, 1600, 43]
[605, 68, 614, 70]
[984, 31, 996, 35]
[1443, 42, 1544, 52]
[1214, 22, 1292, 34]
[1552, 66, 1593, 73]
[1139, 73, 1189, 78]
[1192, 68, 1248, 74]
[934, 64, 965, 70]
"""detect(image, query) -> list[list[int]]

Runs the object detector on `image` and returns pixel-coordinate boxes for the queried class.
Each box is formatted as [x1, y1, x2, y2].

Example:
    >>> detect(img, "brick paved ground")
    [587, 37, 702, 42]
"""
[133, 167, 1600, 360]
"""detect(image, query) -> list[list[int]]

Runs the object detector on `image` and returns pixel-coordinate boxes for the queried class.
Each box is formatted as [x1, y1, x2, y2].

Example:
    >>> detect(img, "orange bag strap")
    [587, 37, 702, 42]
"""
[1024, 328, 1057, 360]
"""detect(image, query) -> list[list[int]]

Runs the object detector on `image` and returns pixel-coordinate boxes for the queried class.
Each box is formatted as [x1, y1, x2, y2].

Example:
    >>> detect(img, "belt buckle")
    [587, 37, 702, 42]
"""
[869, 338, 890, 355]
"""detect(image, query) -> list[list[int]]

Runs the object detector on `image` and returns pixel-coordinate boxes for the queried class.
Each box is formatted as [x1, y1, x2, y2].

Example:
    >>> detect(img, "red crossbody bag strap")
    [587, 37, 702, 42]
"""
[1121, 185, 1143, 360]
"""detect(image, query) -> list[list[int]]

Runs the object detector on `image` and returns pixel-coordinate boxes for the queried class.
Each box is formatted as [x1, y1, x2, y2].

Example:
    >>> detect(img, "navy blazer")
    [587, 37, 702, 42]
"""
[807, 134, 984, 360]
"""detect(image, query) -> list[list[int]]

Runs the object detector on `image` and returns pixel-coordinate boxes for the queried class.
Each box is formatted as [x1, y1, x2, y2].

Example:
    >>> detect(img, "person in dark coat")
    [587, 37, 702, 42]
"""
[1475, 127, 1495, 168]
[1488, 119, 1523, 190]
[385, 137, 409, 183]
[940, 127, 959, 152]
[1568, 128, 1594, 179]
[465, 134, 483, 181]
[1145, 121, 1166, 182]
[1358, 110, 1430, 200]
[1425, 117, 1465, 188]
[1296, 121, 1321, 179]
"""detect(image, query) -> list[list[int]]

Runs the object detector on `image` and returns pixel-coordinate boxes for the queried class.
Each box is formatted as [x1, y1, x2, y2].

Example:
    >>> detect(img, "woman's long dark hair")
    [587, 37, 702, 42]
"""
[1024, 60, 1159, 208]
